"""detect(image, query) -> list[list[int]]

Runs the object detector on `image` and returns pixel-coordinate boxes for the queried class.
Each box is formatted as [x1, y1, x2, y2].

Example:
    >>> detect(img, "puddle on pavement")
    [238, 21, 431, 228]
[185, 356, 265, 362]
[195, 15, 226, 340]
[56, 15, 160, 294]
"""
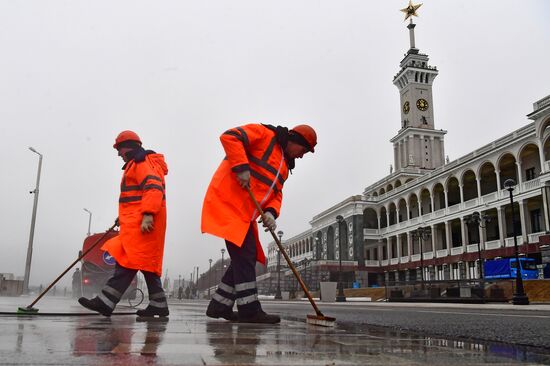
[1, 297, 549, 365]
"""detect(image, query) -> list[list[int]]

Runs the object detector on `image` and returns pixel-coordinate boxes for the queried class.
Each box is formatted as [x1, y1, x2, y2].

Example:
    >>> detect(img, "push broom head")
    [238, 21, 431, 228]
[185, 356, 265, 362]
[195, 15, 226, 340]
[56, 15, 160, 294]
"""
[306, 314, 336, 327]
[17, 306, 39, 315]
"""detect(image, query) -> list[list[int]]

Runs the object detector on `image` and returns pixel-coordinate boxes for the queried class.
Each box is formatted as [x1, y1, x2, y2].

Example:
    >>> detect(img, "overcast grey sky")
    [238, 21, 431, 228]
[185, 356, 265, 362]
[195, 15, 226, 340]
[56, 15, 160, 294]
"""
[1, 1, 548, 288]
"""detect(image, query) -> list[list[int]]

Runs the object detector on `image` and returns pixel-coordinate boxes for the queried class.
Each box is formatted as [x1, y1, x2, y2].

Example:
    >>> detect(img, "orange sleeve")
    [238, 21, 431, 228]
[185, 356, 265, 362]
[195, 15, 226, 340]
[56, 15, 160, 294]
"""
[134, 161, 165, 215]
[220, 124, 267, 173]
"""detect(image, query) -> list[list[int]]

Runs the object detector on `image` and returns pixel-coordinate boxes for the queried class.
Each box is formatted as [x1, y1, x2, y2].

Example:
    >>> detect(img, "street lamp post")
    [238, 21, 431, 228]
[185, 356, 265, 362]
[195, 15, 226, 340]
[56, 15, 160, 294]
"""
[83, 208, 92, 236]
[412, 226, 431, 290]
[208, 258, 213, 298]
[465, 211, 491, 280]
[336, 215, 346, 302]
[23, 147, 43, 294]
[274, 230, 283, 300]
[504, 179, 530, 305]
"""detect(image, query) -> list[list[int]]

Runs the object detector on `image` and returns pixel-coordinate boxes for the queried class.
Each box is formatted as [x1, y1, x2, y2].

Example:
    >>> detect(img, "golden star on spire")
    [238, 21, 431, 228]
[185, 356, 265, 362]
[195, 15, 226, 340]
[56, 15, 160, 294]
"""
[400, 0, 423, 21]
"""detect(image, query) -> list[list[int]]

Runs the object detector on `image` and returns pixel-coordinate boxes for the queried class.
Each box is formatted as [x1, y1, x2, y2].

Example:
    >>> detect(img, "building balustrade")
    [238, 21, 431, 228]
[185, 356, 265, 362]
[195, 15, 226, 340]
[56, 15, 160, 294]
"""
[523, 179, 540, 191]
[481, 192, 497, 204]
[466, 243, 480, 253]
[464, 198, 478, 209]
[423, 252, 434, 260]
[450, 247, 463, 255]
[485, 240, 501, 250]
[400, 256, 410, 263]
[422, 212, 433, 221]
[410, 254, 421, 262]
[381, 259, 390, 266]
[365, 260, 380, 267]
[390, 258, 399, 265]
[505, 237, 516, 247]
[528, 232, 544, 243]
[436, 249, 449, 258]
[448, 204, 460, 214]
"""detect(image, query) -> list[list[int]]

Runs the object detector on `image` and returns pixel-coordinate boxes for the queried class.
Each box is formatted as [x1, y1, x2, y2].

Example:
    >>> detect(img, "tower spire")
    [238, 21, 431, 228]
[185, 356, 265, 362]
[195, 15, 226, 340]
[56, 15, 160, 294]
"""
[392, 1, 446, 171]
[408, 21, 417, 51]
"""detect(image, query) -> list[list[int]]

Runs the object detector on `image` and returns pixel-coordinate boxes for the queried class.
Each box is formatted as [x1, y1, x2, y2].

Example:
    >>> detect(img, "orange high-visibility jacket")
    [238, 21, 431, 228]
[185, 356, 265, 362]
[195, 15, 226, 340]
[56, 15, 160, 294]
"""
[201, 124, 289, 264]
[102, 153, 168, 276]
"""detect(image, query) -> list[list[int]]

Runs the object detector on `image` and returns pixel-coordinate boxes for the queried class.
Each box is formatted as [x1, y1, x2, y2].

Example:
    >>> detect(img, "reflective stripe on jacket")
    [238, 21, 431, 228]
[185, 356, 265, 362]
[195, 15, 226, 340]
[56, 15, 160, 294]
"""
[102, 153, 168, 276]
[201, 124, 289, 265]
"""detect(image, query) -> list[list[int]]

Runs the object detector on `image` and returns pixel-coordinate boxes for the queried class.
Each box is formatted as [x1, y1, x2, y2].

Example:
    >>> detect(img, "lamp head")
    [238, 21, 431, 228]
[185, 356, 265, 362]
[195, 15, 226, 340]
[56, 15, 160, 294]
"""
[277, 230, 284, 238]
[503, 179, 516, 191]
[336, 215, 344, 223]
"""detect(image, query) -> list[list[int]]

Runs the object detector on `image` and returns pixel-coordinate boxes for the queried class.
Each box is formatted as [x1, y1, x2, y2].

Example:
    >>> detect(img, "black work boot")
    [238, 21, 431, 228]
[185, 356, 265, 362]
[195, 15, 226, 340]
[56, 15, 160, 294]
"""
[78, 297, 113, 317]
[136, 305, 169, 318]
[238, 310, 280, 324]
[206, 300, 238, 321]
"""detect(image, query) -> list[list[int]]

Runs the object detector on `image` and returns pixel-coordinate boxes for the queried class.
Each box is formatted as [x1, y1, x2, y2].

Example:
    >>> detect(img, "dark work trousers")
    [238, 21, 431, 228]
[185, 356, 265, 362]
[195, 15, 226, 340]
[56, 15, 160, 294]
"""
[211, 223, 261, 317]
[96, 262, 167, 311]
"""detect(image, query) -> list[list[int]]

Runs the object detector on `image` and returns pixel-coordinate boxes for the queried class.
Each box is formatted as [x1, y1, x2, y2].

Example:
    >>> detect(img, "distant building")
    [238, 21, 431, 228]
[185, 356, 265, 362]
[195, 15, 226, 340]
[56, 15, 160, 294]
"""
[259, 17, 550, 293]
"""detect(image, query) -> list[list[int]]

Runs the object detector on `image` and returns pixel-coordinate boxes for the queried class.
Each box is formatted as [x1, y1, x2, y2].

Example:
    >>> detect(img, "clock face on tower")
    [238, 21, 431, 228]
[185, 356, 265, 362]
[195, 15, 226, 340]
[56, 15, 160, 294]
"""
[416, 98, 429, 111]
[403, 101, 410, 114]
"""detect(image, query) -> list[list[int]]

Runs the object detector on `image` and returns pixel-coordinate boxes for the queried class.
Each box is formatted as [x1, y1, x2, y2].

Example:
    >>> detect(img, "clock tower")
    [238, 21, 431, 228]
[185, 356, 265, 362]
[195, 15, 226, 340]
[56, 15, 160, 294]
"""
[391, 4, 446, 171]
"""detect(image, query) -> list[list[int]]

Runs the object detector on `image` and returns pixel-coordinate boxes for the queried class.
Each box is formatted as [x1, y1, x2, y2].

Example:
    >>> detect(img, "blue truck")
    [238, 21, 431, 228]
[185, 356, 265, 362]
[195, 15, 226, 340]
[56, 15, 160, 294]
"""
[484, 258, 539, 280]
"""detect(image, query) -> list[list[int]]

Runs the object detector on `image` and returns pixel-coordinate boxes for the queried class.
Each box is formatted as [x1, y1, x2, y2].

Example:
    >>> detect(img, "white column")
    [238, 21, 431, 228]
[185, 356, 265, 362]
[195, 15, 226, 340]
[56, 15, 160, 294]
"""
[461, 218, 468, 248]
[399, 140, 407, 168]
[377, 214, 381, 229]
[479, 222, 486, 249]
[431, 225, 436, 254]
[406, 205, 411, 220]
[538, 139, 546, 173]
[445, 221, 451, 250]
[516, 161, 524, 186]
[476, 178, 482, 199]
[430, 136, 435, 169]
[444, 190, 449, 210]
[459, 184, 465, 203]
[543, 186, 550, 232]
[496, 169, 502, 191]
[518, 200, 529, 243]
[407, 232, 412, 256]
[497, 206, 506, 245]
[394, 143, 399, 172]
[397, 235, 402, 258]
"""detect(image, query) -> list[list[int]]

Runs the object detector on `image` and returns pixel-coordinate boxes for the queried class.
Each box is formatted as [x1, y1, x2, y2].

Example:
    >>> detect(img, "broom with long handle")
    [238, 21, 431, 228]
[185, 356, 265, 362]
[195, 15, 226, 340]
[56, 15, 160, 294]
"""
[246, 186, 335, 327]
[17, 221, 118, 314]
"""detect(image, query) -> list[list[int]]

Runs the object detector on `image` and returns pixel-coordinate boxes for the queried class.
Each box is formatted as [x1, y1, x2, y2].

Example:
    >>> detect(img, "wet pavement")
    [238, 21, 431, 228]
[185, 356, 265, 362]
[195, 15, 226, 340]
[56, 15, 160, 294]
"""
[0, 296, 549, 365]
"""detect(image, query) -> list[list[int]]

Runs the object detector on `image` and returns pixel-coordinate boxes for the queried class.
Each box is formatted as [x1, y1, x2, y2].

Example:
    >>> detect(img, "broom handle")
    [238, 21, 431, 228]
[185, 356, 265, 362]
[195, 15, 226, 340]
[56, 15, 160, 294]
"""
[246, 186, 324, 317]
[27, 222, 118, 309]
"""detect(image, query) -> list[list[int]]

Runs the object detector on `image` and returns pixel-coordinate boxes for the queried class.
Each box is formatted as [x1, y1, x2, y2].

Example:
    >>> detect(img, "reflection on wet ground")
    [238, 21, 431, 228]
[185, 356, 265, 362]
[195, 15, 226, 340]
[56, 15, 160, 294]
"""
[0, 297, 548, 365]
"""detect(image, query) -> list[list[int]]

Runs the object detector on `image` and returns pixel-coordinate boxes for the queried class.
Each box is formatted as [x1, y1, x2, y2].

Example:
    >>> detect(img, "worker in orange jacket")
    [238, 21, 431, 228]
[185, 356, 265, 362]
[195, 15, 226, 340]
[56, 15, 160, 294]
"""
[202, 124, 317, 324]
[79, 130, 169, 317]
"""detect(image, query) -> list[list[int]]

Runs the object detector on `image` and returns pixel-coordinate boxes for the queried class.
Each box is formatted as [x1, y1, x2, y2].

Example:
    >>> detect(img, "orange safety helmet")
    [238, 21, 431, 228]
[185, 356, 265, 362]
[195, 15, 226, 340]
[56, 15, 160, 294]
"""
[113, 130, 142, 149]
[290, 124, 317, 153]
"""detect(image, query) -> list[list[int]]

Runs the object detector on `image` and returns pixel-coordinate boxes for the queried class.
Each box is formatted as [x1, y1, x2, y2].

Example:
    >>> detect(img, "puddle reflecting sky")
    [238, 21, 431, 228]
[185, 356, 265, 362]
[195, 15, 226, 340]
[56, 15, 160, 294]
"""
[0, 297, 548, 365]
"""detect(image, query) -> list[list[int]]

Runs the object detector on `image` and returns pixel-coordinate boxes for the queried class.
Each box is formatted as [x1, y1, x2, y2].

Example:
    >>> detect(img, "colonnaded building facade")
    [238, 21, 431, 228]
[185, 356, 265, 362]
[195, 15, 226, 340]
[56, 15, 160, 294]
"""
[257, 17, 550, 294]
